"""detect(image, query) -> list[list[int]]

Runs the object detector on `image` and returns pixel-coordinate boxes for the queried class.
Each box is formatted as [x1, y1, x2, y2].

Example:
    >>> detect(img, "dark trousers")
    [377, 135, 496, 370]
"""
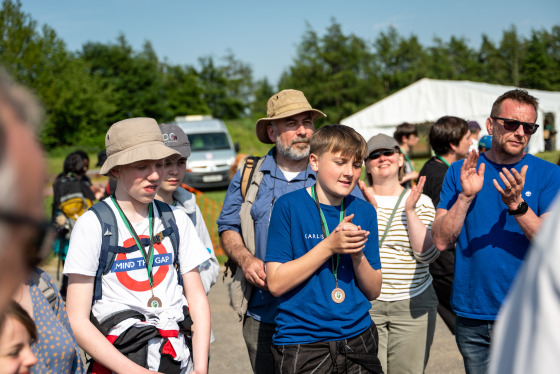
[243, 315, 275, 374]
[272, 324, 383, 374]
[430, 248, 456, 334]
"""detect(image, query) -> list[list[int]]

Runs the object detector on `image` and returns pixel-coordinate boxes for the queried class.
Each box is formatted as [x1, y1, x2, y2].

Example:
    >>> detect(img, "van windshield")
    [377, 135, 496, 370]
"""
[189, 133, 231, 151]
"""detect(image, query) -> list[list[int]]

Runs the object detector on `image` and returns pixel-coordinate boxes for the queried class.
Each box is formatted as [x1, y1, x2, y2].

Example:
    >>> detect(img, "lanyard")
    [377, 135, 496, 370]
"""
[111, 196, 155, 288]
[311, 185, 346, 282]
[435, 155, 450, 167]
[379, 188, 408, 246]
[401, 147, 413, 168]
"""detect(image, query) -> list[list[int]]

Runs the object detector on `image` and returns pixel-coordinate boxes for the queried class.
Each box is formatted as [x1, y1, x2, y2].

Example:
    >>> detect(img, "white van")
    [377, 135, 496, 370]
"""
[174, 115, 238, 189]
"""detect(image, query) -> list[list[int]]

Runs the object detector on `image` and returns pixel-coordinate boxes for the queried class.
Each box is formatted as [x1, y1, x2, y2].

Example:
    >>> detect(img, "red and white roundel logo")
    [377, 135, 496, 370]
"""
[116, 236, 170, 291]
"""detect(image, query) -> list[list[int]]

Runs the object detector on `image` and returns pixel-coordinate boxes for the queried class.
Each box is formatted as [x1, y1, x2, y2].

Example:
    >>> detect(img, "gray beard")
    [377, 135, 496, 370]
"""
[276, 138, 310, 161]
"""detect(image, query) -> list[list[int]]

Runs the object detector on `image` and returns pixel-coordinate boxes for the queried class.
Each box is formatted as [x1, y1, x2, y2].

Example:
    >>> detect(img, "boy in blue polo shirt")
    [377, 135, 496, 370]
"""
[265, 124, 383, 373]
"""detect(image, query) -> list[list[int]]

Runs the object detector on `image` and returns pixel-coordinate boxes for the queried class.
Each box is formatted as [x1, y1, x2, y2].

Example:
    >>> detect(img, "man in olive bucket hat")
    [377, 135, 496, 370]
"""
[218, 90, 326, 373]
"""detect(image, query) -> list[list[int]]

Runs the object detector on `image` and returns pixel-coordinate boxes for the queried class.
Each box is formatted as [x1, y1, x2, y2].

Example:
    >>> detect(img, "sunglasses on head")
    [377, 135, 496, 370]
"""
[0, 210, 55, 268]
[491, 117, 539, 135]
[367, 149, 398, 160]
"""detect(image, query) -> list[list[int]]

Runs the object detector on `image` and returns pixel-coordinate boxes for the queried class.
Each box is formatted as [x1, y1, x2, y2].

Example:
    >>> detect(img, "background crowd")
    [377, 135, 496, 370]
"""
[1, 55, 560, 374]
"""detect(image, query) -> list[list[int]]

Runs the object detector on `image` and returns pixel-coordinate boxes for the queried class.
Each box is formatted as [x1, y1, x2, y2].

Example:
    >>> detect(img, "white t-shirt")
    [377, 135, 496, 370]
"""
[64, 198, 210, 323]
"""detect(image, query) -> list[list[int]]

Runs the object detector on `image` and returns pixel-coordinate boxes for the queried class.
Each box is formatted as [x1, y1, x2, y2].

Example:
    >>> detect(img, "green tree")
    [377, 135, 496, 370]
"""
[520, 28, 560, 91]
[250, 77, 275, 119]
[79, 35, 169, 124]
[499, 26, 525, 86]
[478, 34, 510, 85]
[197, 55, 248, 119]
[373, 27, 429, 95]
[161, 64, 209, 120]
[0, 0, 114, 148]
[280, 19, 382, 123]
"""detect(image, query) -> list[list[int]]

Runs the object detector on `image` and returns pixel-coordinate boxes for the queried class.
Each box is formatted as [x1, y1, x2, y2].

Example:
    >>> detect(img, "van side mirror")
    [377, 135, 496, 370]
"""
[234, 142, 240, 153]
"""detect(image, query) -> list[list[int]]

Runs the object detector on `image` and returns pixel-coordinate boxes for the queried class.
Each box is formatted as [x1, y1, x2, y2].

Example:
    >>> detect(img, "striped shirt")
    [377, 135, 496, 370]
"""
[375, 191, 439, 301]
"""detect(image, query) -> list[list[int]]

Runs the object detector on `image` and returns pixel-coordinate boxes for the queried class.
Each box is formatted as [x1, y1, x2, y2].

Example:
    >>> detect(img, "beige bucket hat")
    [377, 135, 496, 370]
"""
[255, 89, 326, 144]
[100, 117, 180, 175]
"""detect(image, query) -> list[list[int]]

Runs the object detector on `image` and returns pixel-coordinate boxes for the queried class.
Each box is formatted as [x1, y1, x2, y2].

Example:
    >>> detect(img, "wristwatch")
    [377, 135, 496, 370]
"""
[508, 201, 529, 216]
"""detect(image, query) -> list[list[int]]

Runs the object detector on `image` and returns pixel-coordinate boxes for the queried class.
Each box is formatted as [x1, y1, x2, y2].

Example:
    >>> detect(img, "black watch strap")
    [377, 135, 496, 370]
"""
[508, 201, 529, 216]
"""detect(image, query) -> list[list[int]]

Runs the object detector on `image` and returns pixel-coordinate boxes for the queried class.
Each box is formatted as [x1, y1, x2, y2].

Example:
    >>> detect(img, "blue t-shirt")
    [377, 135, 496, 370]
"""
[217, 148, 365, 323]
[265, 187, 381, 345]
[438, 153, 560, 320]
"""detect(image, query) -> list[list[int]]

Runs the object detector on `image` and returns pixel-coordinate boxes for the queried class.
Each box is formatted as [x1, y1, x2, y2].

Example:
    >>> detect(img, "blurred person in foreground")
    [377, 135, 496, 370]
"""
[418, 116, 472, 334]
[431, 89, 560, 374]
[488, 192, 560, 374]
[0, 67, 48, 315]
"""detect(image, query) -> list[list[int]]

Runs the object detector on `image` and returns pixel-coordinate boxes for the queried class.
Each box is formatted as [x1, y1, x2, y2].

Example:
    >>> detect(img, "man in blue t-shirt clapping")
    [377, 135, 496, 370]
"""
[432, 89, 560, 374]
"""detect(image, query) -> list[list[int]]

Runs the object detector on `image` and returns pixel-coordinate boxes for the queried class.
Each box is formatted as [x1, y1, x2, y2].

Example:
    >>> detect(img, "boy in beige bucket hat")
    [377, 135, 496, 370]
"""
[64, 117, 211, 373]
[218, 90, 327, 373]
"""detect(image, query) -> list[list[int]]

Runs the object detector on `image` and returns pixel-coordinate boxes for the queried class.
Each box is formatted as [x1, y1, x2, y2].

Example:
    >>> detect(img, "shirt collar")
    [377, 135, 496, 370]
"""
[260, 147, 316, 182]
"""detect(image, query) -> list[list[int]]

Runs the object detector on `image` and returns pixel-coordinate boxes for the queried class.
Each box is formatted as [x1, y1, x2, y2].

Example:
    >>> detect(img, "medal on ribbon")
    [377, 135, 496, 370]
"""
[112, 196, 162, 308]
[311, 185, 346, 304]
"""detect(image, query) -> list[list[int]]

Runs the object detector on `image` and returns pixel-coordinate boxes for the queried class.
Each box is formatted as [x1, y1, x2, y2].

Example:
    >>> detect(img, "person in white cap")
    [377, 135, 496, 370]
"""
[217, 89, 326, 373]
[64, 117, 211, 374]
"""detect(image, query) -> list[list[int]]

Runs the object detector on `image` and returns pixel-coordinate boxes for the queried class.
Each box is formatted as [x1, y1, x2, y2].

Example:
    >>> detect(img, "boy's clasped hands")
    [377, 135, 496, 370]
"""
[331, 214, 369, 256]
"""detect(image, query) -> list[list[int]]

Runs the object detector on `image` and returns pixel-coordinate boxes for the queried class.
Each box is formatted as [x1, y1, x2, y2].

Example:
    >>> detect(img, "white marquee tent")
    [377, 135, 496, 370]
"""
[341, 78, 560, 154]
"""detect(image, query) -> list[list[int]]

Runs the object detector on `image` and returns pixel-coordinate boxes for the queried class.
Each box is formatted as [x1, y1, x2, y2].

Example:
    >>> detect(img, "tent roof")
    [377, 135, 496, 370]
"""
[341, 78, 560, 153]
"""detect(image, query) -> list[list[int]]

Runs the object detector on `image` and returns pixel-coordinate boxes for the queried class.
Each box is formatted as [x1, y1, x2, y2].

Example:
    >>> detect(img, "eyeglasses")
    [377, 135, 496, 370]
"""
[367, 149, 398, 160]
[0, 210, 55, 267]
[491, 117, 539, 135]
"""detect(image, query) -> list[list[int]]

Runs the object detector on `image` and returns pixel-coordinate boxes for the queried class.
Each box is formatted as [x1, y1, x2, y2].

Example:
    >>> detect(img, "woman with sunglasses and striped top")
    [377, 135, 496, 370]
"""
[358, 133, 439, 374]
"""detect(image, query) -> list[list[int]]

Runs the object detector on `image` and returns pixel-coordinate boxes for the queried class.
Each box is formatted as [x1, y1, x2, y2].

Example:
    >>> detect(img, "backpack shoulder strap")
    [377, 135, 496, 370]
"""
[154, 200, 182, 286]
[238, 156, 266, 256]
[89, 200, 119, 303]
[31, 270, 57, 311]
[240, 156, 261, 201]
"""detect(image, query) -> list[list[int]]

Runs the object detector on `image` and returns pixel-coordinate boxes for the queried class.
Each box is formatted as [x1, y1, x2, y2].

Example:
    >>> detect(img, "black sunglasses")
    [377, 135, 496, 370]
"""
[491, 117, 539, 135]
[367, 149, 398, 160]
[0, 210, 55, 267]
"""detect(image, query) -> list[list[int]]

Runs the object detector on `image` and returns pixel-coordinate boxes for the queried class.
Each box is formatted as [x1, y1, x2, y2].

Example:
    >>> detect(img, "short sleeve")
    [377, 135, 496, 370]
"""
[173, 208, 211, 274]
[63, 210, 102, 277]
[265, 197, 293, 264]
[437, 161, 462, 211]
[216, 168, 243, 234]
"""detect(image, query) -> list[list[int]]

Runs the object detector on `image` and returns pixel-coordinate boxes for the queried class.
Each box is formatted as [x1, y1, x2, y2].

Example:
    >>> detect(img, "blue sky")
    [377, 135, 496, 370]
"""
[19, 0, 560, 84]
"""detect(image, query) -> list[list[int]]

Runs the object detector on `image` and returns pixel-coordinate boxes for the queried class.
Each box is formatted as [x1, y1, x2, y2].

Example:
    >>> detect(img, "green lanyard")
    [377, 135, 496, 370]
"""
[436, 155, 450, 167]
[111, 196, 155, 288]
[311, 185, 345, 282]
[400, 147, 413, 169]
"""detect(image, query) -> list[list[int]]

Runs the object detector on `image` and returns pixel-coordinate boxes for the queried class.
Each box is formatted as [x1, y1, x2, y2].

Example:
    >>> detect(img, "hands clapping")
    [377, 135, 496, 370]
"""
[329, 214, 369, 257]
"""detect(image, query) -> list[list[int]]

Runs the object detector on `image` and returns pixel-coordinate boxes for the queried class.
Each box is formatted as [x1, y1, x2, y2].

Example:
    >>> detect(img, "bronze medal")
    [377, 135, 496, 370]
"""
[147, 295, 162, 308]
[331, 287, 345, 303]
